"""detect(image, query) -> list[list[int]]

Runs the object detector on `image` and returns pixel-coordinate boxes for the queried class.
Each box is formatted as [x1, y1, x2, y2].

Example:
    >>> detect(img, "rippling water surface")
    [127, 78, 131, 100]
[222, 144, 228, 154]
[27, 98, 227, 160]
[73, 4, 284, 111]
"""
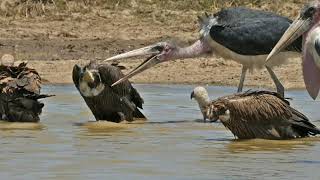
[0, 84, 320, 179]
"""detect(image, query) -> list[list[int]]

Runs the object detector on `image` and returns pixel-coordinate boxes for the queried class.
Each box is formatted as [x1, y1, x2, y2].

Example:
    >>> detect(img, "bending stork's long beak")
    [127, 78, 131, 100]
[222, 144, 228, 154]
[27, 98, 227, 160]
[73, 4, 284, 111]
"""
[111, 55, 161, 87]
[104, 43, 164, 87]
[105, 44, 162, 62]
[266, 17, 311, 62]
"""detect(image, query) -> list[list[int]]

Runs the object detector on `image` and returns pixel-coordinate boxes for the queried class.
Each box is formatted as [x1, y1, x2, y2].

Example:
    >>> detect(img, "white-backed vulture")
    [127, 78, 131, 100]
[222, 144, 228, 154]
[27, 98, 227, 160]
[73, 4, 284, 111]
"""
[206, 91, 320, 139]
[0, 62, 53, 122]
[72, 61, 145, 123]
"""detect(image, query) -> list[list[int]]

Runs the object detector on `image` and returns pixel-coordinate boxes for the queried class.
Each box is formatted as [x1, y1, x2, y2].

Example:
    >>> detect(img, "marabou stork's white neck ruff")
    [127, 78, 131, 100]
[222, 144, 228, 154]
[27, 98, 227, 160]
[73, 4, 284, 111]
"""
[267, 0, 320, 100]
[190, 86, 211, 121]
[105, 7, 302, 97]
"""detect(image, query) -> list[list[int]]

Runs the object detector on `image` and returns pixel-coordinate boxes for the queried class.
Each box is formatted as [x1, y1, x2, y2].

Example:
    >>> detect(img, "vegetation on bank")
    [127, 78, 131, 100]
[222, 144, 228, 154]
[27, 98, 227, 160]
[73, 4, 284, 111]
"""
[0, 0, 306, 18]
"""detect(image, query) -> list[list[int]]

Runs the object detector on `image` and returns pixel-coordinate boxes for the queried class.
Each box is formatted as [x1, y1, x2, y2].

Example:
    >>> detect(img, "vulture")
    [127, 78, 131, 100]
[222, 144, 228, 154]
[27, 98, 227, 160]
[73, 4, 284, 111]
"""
[72, 61, 145, 123]
[0, 62, 53, 122]
[190, 86, 211, 122]
[205, 91, 320, 140]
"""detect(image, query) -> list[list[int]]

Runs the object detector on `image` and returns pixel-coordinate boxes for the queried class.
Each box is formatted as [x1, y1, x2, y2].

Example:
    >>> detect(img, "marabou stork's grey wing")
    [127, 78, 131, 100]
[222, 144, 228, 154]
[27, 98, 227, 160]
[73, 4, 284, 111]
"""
[72, 64, 81, 89]
[209, 17, 301, 55]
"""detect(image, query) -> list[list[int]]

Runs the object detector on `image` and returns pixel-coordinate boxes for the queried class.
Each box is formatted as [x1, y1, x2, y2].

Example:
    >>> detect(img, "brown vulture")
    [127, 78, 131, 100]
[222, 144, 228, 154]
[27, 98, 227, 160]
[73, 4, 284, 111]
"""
[206, 91, 320, 140]
[72, 61, 145, 123]
[0, 62, 53, 122]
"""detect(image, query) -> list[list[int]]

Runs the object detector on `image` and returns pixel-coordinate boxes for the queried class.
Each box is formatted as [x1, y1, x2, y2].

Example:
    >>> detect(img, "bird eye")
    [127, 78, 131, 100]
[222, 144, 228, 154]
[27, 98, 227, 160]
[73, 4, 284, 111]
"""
[152, 45, 164, 52]
[302, 6, 316, 19]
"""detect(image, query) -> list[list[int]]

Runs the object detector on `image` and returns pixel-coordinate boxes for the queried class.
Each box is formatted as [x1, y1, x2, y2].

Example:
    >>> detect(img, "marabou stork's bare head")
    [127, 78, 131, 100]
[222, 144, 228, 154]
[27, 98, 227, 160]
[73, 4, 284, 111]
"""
[104, 41, 179, 86]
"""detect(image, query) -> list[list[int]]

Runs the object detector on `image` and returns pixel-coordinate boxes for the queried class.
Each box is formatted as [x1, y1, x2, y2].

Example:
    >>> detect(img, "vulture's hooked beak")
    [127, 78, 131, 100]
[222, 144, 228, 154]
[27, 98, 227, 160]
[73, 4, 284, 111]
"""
[266, 16, 311, 62]
[83, 70, 95, 83]
[190, 91, 195, 99]
[104, 43, 165, 86]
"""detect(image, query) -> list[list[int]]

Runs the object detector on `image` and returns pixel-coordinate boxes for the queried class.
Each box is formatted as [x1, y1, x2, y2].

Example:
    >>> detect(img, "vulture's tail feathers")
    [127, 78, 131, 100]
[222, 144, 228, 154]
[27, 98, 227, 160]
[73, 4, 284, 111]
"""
[290, 107, 320, 136]
[133, 108, 146, 119]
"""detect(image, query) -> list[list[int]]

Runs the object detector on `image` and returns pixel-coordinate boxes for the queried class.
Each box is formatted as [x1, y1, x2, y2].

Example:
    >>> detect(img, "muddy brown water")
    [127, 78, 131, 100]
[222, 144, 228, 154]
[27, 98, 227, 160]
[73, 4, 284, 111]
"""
[0, 84, 320, 179]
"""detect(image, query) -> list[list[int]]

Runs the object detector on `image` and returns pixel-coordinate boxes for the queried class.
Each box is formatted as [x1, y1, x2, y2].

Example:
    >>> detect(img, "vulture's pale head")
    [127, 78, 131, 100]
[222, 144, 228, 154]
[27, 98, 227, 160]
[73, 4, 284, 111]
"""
[190, 86, 210, 108]
[1, 54, 14, 66]
[78, 62, 105, 97]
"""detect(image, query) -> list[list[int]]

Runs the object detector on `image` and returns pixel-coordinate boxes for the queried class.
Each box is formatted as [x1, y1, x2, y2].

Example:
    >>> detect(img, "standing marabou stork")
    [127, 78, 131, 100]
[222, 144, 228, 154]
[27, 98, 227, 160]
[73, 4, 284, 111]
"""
[267, 1, 320, 100]
[72, 61, 145, 123]
[205, 91, 320, 139]
[105, 7, 302, 97]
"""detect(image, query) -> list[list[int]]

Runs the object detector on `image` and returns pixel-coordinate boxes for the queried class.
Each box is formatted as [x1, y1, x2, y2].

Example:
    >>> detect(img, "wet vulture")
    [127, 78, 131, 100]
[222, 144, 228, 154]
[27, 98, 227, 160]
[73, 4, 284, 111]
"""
[72, 61, 145, 122]
[206, 91, 320, 139]
[0, 62, 53, 122]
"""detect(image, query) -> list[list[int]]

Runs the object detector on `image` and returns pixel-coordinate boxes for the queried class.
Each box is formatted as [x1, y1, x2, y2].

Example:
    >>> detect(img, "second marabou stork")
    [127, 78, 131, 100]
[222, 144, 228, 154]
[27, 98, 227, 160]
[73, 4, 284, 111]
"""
[267, 1, 320, 100]
[105, 7, 302, 97]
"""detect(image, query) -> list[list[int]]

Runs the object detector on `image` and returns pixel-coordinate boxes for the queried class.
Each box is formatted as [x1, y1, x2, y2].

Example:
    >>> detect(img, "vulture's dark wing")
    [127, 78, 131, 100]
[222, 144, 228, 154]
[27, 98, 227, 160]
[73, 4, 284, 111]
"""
[72, 64, 81, 89]
[98, 65, 131, 95]
[130, 86, 144, 109]
[98, 64, 138, 111]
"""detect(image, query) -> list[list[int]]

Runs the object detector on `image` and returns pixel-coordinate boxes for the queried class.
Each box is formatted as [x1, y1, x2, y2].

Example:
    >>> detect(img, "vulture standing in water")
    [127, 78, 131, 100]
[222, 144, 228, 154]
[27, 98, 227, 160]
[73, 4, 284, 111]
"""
[0, 61, 53, 122]
[205, 91, 320, 139]
[72, 61, 145, 123]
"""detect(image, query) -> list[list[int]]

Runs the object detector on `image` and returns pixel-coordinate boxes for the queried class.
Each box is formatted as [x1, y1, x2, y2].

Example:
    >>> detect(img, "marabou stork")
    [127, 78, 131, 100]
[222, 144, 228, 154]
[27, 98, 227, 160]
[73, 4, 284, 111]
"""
[206, 91, 320, 140]
[190, 86, 211, 122]
[72, 61, 145, 123]
[105, 7, 302, 97]
[267, 1, 320, 100]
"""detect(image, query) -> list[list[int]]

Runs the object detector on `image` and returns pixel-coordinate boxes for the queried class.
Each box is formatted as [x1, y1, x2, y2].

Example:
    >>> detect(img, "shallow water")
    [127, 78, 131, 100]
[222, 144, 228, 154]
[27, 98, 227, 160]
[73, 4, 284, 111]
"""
[0, 84, 320, 180]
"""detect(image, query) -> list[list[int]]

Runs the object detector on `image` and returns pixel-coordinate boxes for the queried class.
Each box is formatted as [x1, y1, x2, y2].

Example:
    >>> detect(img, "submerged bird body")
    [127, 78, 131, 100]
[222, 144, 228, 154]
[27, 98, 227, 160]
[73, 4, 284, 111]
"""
[72, 61, 145, 122]
[0, 63, 52, 122]
[106, 7, 302, 97]
[206, 91, 320, 139]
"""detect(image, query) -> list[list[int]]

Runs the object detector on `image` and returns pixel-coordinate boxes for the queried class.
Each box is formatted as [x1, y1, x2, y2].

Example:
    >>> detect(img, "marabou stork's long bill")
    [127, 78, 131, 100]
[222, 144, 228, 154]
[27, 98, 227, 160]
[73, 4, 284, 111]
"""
[0, 62, 53, 122]
[105, 7, 302, 97]
[205, 91, 320, 140]
[72, 61, 145, 123]
[267, 1, 320, 100]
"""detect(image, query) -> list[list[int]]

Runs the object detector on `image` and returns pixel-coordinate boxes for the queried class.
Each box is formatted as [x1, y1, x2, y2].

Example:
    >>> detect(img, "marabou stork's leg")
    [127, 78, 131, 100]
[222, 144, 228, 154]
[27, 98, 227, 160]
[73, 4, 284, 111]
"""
[237, 66, 248, 92]
[265, 65, 284, 97]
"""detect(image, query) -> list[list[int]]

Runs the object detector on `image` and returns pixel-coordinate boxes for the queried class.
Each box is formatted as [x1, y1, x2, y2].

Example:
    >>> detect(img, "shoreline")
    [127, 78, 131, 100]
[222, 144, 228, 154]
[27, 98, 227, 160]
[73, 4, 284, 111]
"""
[25, 57, 306, 90]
